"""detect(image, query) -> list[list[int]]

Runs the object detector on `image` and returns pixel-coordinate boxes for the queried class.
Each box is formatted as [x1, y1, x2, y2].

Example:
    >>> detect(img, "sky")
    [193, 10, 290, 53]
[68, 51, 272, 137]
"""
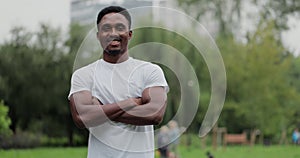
[0, 0, 299, 56]
[0, 0, 70, 40]
[282, 16, 300, 56]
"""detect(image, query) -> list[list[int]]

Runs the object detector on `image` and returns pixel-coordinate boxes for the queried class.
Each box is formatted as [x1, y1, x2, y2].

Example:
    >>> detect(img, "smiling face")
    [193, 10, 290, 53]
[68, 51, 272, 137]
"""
[97, 13, 132, 57]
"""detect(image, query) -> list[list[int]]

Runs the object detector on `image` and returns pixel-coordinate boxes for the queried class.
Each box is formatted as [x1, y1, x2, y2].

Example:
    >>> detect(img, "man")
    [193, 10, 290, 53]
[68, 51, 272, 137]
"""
[68, 6, 169, 158]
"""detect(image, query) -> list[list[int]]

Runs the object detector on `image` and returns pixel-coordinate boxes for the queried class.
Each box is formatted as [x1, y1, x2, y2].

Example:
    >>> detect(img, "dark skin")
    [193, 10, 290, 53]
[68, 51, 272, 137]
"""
[69, 12, 167, 129]
[97, 12, 132, 63]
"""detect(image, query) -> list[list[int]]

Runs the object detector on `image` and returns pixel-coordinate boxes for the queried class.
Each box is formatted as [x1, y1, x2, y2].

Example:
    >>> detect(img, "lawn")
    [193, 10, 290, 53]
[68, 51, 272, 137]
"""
[0, 147, 87, 158]
[0, 145, 300, 158]
[178, 145, 300, 158]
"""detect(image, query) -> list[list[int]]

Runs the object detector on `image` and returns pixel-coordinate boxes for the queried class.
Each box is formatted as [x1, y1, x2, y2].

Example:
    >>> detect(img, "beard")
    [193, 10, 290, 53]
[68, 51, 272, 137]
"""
[104, 49, 121, 56]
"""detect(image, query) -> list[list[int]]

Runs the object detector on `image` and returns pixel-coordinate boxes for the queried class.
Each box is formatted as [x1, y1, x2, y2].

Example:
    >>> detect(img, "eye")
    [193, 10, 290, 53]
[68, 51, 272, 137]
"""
[116, 24, 126, 31]
[101, 24, 111, 32]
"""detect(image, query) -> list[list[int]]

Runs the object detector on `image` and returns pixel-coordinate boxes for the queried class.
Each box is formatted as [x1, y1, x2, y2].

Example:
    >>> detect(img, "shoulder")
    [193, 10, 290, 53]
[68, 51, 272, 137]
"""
[130, 58, 162, 71]
[71, 60, 99, 83]
[73, 60, 99, 76]
[130, 58, 169, 92]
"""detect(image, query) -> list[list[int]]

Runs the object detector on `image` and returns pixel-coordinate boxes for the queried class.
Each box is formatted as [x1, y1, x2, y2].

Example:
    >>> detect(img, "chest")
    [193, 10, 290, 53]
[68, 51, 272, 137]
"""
[92, 64, 145, 103]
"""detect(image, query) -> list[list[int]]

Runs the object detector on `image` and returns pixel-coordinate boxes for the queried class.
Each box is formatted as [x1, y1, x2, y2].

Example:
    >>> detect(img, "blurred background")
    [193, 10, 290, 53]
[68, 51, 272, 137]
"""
[0, 0, 300, 157]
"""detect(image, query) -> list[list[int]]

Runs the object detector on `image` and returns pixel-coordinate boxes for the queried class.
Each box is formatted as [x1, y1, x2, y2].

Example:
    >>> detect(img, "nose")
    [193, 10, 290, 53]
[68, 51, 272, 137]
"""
[110, 28, 118, 36]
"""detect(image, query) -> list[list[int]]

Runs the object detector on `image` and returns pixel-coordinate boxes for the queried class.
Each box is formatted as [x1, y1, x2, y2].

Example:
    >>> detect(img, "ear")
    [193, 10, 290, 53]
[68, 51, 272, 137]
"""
[128, 30, 133, 40]
[96, 32, 100, 40]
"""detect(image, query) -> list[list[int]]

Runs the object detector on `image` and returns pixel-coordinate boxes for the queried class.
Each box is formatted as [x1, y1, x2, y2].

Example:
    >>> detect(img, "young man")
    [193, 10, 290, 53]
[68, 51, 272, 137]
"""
[68, 6, 169, 158]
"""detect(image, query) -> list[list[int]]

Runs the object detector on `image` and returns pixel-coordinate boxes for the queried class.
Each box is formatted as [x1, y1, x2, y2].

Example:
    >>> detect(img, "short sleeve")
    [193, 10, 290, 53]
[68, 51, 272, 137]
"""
[68, 66, 94, 99]
[144, 64, 169, 93]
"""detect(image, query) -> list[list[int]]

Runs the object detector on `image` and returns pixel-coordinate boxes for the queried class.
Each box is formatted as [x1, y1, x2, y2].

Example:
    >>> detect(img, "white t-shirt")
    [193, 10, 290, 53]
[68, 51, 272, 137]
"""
[68, 57, 168, 158]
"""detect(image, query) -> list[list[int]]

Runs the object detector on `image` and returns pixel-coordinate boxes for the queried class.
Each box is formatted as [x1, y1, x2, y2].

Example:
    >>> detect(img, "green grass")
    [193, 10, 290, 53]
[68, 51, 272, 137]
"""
[178, 145, 300, 158]
[1, 145, 300, 158]
[0, 147, 87, 158]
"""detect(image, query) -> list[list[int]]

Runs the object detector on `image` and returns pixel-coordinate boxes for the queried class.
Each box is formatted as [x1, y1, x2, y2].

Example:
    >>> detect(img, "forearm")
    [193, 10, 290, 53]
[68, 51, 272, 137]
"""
[113, 87, 167, 125]
[70, 91, 138, 128]
[112, 101, 167, 125]
[75, 104, 126, 127]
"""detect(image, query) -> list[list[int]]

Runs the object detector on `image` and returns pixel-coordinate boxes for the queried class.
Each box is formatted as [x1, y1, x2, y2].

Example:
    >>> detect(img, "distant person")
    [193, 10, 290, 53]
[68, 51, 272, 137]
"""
[168, 120, 180, 157]
[157, 126, 170, 158]
[292, 128, 299, 144]
[168, 152, 176, 158]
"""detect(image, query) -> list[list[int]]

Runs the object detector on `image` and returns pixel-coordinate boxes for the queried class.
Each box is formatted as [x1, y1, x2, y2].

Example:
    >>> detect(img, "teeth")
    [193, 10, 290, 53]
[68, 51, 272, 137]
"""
[107, 40, 120, 42]
[111, 41, 120, 45]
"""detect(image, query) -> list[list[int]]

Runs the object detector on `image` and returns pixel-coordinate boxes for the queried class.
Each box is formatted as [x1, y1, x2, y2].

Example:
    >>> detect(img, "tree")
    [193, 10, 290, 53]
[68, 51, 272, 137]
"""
[129, 22, 212, 134]
[0, 23, 90, 146]
[177, 0, 300, 36]
[217, 20, 300, 142]
[177, 0, 243, 35]
[289, 56, 300, 128]
[175, 0, 300, 141]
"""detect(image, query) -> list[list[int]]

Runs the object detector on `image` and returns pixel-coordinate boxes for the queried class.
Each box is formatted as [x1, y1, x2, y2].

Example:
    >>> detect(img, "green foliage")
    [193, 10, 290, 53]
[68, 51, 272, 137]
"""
[0, 100, 12, 136]
[176, 0, 300, 141]
[130, 15, 300, 142]
[0, 25, 65, 130]
[177, 0, 243, 34]
[0, 6, 300, 148]
[0, 23, 88, 147]
[218, 20, 300, 139]
[1, 130, 42, 149]
[130, 26, 210, 132]
[177, 0, 300, 38]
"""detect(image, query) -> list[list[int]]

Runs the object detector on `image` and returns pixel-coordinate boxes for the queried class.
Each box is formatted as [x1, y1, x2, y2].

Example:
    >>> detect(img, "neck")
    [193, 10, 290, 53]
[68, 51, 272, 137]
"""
[103, 51, 129, 63]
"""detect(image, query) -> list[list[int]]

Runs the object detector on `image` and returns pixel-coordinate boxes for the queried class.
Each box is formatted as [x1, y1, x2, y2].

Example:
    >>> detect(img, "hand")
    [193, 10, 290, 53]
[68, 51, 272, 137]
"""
[133, 97, 142, 105]
[92, 96, 102, 105]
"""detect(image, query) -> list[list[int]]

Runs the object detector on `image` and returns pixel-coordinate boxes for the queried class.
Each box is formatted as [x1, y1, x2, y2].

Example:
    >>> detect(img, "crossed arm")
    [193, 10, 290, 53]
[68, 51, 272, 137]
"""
[69, 86, 167, 128]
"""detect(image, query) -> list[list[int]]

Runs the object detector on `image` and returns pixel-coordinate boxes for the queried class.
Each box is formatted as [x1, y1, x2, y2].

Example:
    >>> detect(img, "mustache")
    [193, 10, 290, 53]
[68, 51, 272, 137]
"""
[106, 36, 121, 42]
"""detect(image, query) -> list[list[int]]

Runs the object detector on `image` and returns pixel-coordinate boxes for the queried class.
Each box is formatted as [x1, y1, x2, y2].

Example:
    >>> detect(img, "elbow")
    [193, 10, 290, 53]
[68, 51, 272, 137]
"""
[151, 104, 167, 125]
[152, 103, 166, 125]
[71, 113, 86, 129]
[72, 112, 107, 128]
[152, 116, 163, 125]
[69, 100, 85, 129]
[151, 113, 164, 125]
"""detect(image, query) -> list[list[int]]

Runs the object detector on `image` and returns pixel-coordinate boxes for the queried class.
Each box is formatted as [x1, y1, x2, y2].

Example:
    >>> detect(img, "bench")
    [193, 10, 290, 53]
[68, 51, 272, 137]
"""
[224, 132, 248, 145]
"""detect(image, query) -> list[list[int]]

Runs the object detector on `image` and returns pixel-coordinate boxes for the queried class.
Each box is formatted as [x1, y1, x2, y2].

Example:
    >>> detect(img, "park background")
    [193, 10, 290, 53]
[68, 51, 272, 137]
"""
[1, 0, 300, 157]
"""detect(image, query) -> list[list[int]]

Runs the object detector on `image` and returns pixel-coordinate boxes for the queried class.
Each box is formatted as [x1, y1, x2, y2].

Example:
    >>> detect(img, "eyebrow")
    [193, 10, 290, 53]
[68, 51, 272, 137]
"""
[101, 22, 126, 26]
[101, 23, 111, 27]
[100, 23, 128, 29]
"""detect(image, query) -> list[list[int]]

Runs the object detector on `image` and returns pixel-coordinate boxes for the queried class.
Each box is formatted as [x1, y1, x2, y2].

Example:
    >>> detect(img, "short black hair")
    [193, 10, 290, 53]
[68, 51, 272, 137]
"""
[96, 6, 131, 29]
